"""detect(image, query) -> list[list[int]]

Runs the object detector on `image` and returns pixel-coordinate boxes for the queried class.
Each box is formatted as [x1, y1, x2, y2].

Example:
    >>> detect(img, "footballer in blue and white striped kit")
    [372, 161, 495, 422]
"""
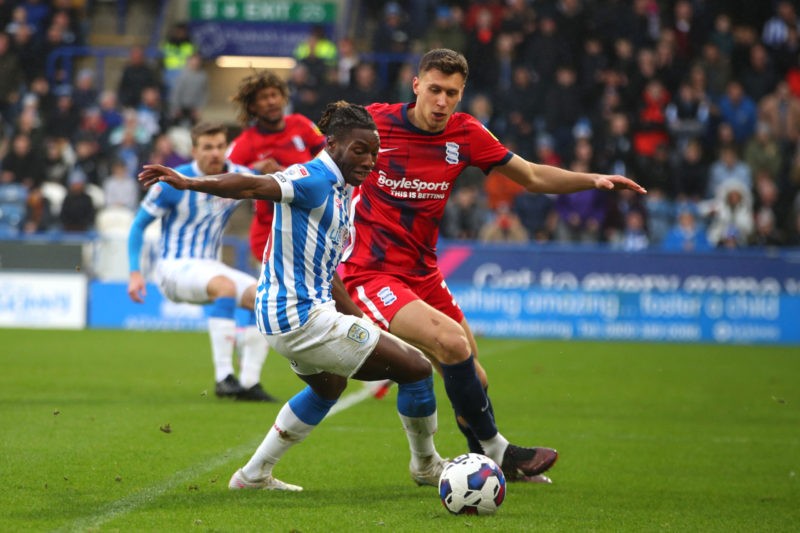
[128, 122, 276, 402]
[138, 102, 448, 492]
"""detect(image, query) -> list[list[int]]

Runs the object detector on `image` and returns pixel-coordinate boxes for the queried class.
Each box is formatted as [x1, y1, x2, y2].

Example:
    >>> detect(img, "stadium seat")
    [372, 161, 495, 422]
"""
[41, 182, 67, 217]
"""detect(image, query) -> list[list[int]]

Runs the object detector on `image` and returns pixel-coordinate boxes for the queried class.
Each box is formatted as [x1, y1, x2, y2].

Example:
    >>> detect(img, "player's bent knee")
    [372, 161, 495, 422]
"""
[435, 331, 472, 365]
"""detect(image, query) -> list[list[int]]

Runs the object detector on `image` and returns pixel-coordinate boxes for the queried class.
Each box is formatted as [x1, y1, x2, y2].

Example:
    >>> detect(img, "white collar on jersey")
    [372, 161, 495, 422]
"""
[316, 150, 345, 187]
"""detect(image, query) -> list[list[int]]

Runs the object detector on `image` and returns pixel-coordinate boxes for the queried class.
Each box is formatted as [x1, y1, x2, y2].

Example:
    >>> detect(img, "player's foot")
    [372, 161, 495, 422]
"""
[228, 469, 303, 491]
[410, 455, 449, 487]
[365, 379, 393, 399]
[215, 374, 245, 398]
[514, 473, 553, 484]
[236, 383, 279, 402]
[500, 445, 558, 481]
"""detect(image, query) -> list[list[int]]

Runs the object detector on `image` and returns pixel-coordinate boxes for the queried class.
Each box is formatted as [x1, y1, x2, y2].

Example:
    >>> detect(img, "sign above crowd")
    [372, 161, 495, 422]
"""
[187, 0, 337, 58]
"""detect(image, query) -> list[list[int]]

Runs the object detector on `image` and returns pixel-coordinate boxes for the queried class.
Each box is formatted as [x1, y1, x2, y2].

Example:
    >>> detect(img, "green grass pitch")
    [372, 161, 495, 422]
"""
[1, 329, 798, 532]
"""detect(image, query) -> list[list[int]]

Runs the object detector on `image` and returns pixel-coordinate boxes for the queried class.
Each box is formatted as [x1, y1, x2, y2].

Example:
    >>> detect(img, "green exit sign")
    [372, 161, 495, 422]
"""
[189, 1, 337, 23]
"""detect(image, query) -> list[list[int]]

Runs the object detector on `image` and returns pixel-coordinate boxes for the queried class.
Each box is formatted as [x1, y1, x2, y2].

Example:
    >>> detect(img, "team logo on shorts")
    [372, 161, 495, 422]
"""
[347, 324, 370, 344]
[377, 286, 397, 306]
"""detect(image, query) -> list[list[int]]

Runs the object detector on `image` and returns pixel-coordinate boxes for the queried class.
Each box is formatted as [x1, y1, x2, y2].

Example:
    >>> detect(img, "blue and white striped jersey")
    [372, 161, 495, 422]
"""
[140, 161, 250, 261]
[256, 150, 352, 334]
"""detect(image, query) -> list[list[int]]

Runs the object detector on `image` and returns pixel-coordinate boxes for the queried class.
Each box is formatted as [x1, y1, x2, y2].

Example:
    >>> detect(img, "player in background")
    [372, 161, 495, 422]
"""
[128, 122, 277, 402]
[227, 70, 326, 262]
[138, 101, 446, 491]
[341, 49, 648, 482]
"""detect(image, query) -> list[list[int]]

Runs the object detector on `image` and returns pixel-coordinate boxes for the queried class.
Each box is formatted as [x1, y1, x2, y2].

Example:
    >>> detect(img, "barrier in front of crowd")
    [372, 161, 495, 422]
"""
[2, 237, 799, 345]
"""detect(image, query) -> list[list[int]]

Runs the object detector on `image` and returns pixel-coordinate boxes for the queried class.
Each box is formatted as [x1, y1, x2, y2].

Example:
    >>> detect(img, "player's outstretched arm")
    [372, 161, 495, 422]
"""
[496, 155, 647, 195]
[138, 164, 284, 201]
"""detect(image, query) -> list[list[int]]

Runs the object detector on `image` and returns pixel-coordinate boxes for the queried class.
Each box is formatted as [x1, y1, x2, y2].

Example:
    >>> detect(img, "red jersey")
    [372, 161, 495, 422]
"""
[227, 114, 326, 261]
[343, 102, 512, 276]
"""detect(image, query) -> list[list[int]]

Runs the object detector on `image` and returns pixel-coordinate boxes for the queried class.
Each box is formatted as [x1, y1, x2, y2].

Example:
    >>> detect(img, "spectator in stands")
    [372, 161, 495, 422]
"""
[147, 132, 189, 169]
[160, 22, 195, 95]
[496, 66, 543, 154]
[521, 12, 570, 95]
[743, 122, 783, 183]
[59, 169, 95, 232]
[287, 63, 324, 121]
[706, 144, 752, 198]
[371, 2, 410, 87]
[761, 0, 798, 54]
[665, 81, 710, 152]
[702, 178, 754, 248]
[545, 65, 584, 158]
[117, 45, 160, 109]
[441, 183, 488, 240]
[553, 170, 608, 244]
[716, 80, 758, 146]
[673, 138, 709, 201]
[0, 31, 22, 123]
[294, 24, 337, 86]
[479, 202, 529, 243]
[347, 62, 385, 105]
[45, 87, 81, 141]
[614, 208, 649, 251]
[11, 23, 42, 83]
[745, 46, 779, 103]
[43, 137, 72, 186]
[423, 5, 466, 53]
[464, 6, 498, 95]
[696, 42, 731, 103]
[98, 89, 123, 132]
[334, 36, 360, 89]
[661, 203, 711, 252]
[23, 186, 54, 234]
[169, 52, 207, 128]
[72, 132, 101, 186]
[758, 81, 800, 155]
[19, 0, 49, 37]
[72, 68, 99, 115]
[102, 157, 139, 212]
[135, 86, 166, 146]
[1, 131, 45, 187]
[512, 192, 556, 243]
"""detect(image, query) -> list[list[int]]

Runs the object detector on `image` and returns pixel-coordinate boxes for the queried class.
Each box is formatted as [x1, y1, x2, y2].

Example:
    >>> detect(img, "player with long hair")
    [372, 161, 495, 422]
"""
[228, 69, 326, 262]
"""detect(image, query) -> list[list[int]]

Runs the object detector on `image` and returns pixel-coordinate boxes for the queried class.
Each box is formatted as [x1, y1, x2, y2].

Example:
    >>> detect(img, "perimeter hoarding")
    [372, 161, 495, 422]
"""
[437, 244, 800, 344]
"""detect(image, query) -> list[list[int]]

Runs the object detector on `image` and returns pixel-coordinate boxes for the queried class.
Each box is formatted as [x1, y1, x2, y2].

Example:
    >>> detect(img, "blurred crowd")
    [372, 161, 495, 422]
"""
[2, 0, 800, 252]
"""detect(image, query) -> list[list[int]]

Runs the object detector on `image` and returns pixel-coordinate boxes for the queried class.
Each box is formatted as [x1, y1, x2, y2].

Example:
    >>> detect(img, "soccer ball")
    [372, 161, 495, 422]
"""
[438, 453, 506, 515]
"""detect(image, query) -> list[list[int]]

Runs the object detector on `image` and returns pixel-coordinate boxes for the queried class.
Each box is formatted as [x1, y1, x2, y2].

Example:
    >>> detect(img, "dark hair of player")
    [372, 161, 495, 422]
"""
[418, 48, 469, 80]
[190, 122, 227, 145]
[317, 101, 376, 138]
[231, 70, 289, 126]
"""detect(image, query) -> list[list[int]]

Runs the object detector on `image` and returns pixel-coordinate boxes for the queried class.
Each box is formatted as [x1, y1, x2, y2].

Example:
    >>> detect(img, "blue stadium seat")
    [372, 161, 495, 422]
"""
[0, 200, 27, 232]
[0, 183, 28, 203]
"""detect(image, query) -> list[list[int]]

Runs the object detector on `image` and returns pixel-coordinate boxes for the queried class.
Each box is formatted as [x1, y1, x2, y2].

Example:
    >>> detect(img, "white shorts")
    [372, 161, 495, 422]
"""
[156, 258, 257, 305]
[267, 301, 381, 378]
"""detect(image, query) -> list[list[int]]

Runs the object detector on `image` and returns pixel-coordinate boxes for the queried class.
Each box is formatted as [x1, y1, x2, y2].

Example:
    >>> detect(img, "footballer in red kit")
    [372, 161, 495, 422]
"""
[228, 71, 325, 261]
[340, 49, 646, 484]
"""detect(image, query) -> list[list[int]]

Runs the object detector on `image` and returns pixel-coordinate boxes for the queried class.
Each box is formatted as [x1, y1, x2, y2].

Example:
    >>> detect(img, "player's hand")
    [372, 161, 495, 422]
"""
[252, 158, 285, 174]
[594, 174, 647, 194]
[128, 271, 146, 303]
[138, 164, 190, 189]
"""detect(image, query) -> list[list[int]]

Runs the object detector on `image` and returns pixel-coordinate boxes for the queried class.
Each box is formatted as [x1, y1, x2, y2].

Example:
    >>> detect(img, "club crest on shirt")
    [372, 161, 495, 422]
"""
[292, 135, 307, 151]
[377, 286, 397, 306]
[347, 323, 370, 344]
[445, 142, 460, 165]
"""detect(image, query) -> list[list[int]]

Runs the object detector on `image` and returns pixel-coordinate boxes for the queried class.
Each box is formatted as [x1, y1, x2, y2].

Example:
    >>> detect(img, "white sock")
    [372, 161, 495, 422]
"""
[238, 326, 269, 388]
[479, 433, 510, 465]
[242, 403, 315, 480]
[398, 411, 440, 470]
[208, 317, 236, 382]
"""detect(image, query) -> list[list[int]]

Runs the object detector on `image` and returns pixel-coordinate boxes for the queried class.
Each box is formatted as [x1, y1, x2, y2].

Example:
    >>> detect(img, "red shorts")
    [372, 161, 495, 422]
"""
[340, 263, 464, 330]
